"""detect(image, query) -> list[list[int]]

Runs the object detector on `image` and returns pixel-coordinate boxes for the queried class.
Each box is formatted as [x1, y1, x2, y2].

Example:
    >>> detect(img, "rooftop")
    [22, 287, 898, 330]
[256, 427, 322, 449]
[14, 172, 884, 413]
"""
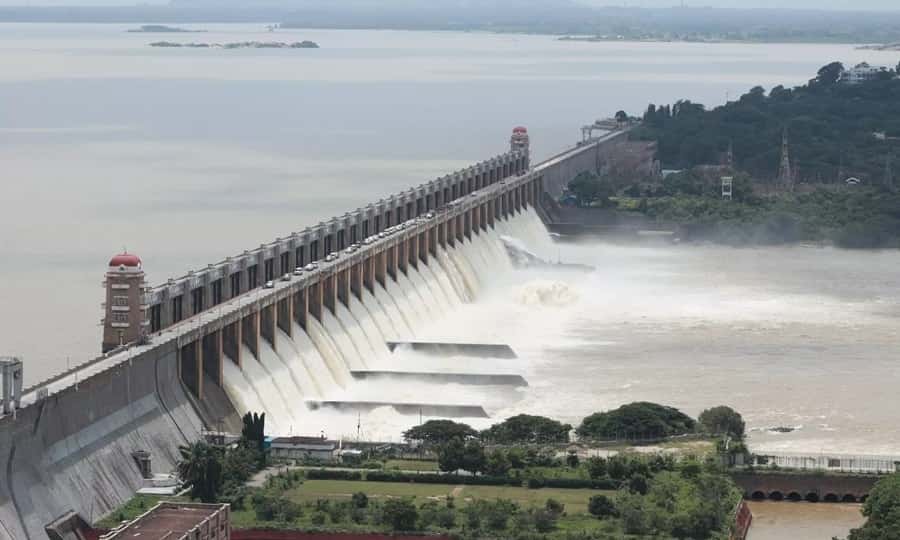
[101, 502, 227, 540]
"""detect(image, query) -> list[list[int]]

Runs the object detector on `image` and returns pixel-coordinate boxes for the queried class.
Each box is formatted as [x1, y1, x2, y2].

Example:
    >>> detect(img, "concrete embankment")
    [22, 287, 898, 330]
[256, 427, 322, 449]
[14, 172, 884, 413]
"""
[0, 343, 207, 540]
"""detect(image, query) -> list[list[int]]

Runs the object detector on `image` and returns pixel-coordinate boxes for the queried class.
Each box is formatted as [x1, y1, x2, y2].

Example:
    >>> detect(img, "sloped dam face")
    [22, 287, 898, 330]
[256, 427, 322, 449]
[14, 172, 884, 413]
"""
[0, 208, 556, 540]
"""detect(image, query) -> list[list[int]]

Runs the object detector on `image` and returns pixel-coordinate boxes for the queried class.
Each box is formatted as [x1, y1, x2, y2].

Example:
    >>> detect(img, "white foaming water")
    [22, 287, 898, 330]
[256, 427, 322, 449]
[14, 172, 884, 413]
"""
[362, 287, 404, 341]
[348, 295, 392, 362]
[420, 260, 461, 310]
[306, 317, 352, 387]
[256, 340, 304, 423]
[322, 309, 368, 370]
[408, 263, 451, 316]
[291, 323, 338, 395]
[515, 280, 579, 307]
[435, 246, 474, 301]
[373, 282, 416, 338]
[273, 330, 321, 398]
[222, 355, 269, 426]
[237, 344, 298, 433]
[383, 273, 425, 333]
[397, 269, 438, 321]
[335, 302, 381, 364]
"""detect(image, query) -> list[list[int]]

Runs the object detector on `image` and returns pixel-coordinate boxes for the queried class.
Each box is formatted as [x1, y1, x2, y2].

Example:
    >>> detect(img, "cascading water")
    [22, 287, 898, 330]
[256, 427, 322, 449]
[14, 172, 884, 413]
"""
[219, 207, 552, 439]
[306, 317, 352, 387]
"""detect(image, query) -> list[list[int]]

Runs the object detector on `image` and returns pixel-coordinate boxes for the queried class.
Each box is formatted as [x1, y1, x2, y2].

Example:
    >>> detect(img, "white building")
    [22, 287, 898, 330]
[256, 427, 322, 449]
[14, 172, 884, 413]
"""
[270, 436, 336, 462]
[841, 62, 886, 85]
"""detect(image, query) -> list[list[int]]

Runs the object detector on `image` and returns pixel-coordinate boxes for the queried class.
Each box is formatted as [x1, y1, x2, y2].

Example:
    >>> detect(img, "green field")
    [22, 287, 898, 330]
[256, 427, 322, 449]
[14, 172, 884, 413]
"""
[282, 479, 610, 514]
[382, 459, 439, 472]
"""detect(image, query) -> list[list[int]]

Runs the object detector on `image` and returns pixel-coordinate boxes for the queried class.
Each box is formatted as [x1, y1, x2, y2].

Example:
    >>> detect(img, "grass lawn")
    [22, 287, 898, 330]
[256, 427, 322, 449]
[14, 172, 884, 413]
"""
[382, 459, 439, 472]
[281, 479, 612, 514]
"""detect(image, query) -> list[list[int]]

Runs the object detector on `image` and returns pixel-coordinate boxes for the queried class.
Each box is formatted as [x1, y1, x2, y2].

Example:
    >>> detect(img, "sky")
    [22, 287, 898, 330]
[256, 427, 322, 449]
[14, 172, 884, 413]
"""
[0, 0, 897, 12]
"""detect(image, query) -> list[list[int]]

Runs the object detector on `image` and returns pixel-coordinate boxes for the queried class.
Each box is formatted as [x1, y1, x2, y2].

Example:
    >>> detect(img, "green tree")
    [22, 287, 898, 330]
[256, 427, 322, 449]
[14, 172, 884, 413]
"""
[383, 498, 418, 531]
[437, 437, 466, 473]
[485, 450, 511, 476]
[577, 402, 696, 440]
[481, 414, 571, 444]
[588, 494, 616, 518]
[567, 172, 614, 208]
[461, 440, 486, 475]
[615, 110, 629, 123]
[586, 456, 608, 479]
[616, 490, 651, 535]
[178, 441, 223, 503]
[403, 420, 477, 446]
[849, 473, 900, 540]
[698, 405, 746, 439]
[816, 61, 845, 86]
[628, 473, 649, 495]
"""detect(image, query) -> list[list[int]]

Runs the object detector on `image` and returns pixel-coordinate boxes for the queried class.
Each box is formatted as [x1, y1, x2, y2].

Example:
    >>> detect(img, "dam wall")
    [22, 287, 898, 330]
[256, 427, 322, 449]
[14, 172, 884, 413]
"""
[0, 129, 606, 540]
[0, 341, 204, 540]
[533, 129, 630, 199]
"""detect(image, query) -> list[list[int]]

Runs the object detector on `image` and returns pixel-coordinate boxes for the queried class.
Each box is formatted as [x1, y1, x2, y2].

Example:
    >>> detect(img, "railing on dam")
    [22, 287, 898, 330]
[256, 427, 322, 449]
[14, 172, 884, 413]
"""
[142, 149, 530, 336]
[753, 451, 900, 474]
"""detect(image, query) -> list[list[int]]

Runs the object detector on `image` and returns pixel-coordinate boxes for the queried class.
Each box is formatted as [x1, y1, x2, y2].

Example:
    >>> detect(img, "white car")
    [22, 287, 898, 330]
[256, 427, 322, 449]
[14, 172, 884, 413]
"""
[344, 246, 355, 254]
[282, 273, 291, 282]
[293, 267, 304, 276]
[325, 252, 339, 262]
[304, 262, 318, 272]
[263, 280, 275, 289]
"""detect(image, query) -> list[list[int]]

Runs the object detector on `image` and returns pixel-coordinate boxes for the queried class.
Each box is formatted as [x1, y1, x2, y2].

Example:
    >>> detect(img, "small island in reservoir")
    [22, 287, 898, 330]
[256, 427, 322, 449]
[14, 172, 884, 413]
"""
[128, 25, 205, 33]
[149, 40, 319, 49]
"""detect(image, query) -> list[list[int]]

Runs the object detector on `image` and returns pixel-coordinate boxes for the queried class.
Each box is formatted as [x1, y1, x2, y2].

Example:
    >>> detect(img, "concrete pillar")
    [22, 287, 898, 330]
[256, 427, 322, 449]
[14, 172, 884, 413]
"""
[409, 236, 418, 268]
[277, 295, 293, 337]
[224, 320, 241, 368]
[375, 251, 386, 287]
[242, 311, 259, 360]
[337, 269, 350, 307]
[398, 240, 408, 275]
[308, 282, 322, 321]
[293, 289, 308, 330]
[196, 338, 204, 401]
[324, 275, 337, 314]
[387, 246, 397, 280]
[362, 257, 373, 293]
[351, 263, 363, 300]
[260, 304, 276, 351]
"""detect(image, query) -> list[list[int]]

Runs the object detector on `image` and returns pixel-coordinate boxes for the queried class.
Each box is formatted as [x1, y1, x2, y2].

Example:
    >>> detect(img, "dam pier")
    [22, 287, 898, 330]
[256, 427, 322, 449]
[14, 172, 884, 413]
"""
[0, 126, 631, 540]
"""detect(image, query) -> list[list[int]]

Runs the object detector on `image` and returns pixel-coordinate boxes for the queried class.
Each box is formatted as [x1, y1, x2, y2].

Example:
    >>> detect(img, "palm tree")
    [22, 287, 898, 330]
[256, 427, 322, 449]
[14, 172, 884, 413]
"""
[178, 441, 223, 503]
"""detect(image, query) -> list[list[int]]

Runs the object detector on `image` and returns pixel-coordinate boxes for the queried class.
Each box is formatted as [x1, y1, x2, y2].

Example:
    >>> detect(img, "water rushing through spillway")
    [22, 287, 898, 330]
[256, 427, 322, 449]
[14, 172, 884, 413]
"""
[221, 208, 549, 438]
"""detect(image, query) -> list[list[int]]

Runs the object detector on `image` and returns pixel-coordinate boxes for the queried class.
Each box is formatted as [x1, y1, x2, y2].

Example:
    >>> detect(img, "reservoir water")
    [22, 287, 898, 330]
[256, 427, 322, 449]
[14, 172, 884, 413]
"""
[0, 24, 897, 537]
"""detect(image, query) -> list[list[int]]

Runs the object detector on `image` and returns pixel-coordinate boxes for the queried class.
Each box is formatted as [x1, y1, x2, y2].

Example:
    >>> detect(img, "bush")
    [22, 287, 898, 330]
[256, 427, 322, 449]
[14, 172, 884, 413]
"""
[545, 498, 565, 517]
[365, 470, 513, 486]
[383, 498, 418, 531]
[305, 468, 362, 481]
[628, 474, 649, 495]
[588, 494, 616, 518]
[351, 491, 368, 508]
[310, 511, 327, 526]
[532, 508, 557, 533]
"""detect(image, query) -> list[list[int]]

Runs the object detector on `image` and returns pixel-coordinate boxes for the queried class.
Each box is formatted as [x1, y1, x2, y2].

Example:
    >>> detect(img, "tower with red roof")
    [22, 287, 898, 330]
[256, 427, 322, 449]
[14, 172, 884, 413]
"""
[102, 252, 149, 353]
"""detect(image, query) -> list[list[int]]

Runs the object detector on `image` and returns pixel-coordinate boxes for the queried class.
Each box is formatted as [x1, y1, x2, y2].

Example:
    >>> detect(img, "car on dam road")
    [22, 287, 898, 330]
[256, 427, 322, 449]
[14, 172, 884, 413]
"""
[263, 280, 275, 289]
[304, 262, 318, 272]
[282, 273, 291, 282]
[293, 266, 304, 276]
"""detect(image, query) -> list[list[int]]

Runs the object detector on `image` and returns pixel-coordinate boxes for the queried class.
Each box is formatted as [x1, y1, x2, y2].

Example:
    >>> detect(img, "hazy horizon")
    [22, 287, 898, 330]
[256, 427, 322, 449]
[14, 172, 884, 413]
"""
[0, 0, 898, 12]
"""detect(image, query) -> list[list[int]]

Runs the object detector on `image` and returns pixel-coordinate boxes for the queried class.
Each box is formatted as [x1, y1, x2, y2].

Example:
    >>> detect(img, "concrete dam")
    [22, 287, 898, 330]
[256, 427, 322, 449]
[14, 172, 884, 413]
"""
[0, 127, 629, 540]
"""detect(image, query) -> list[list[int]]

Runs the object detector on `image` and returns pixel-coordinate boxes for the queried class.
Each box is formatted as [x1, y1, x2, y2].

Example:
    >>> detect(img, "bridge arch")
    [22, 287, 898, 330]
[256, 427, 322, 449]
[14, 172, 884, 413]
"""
[769, 491, 784, 501]
[787, 492, 803, 502]
[842, 494, 858, 503]
[805, 492, 820, 503]
[823, 493, 839, 503]
[750, 491, 766, 501]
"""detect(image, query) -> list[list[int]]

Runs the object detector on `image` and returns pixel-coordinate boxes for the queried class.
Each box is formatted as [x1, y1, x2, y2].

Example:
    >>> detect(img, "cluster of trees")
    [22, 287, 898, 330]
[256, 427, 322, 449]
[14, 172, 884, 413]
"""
[576, 402, 697, 441]
[634, 62, 900, 185]
[846, 473, 900, 540]
[177, 412, 268, 503]
[404, 404, 745, 450]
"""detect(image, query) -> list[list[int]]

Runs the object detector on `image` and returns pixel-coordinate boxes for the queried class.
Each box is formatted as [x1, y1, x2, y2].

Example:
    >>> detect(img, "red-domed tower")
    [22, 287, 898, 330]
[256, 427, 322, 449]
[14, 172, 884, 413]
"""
[102, 252, 149, 353]
[510, 126, 530, 153]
